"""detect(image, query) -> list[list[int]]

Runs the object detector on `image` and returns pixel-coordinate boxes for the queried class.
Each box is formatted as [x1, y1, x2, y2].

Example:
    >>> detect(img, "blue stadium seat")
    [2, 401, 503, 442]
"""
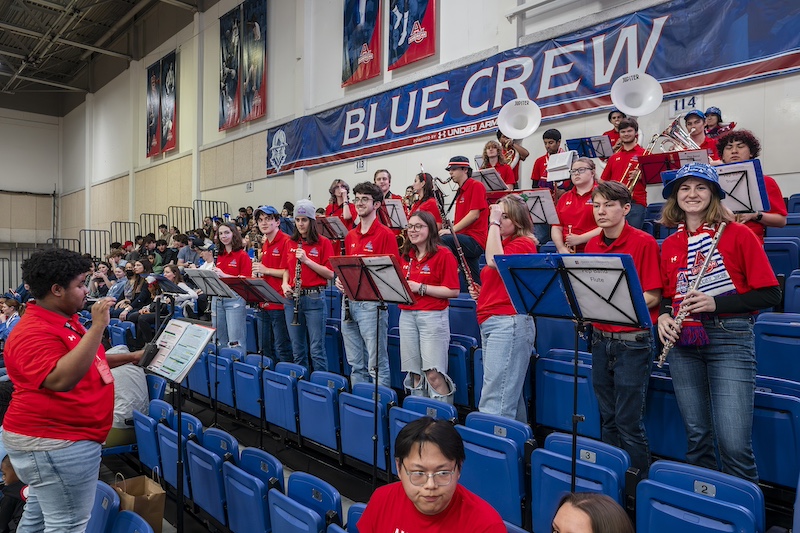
[346, 503, 366, 533]
[110, 510, 154, 533]
[264, 362, 307, 434]
[539, 242, 557, 253]
[87, 481, 120, 533]
[447, 343, 471, 407]
[766, 216, 800, 239]
[504, 521, 527, 533]
[544, 433, 631, 481]
[186, 428, 239, 526]
[530, 448, 623, 533]
[787, 194, 800, 214]
[324, 287, 343, 321]
[339, 383, 397, 471]
[783, 271, 800, 313]
[132, 399, 173, 474]
[387, 334, 403, 391]
[238, 447, 285, 493]
[754, 318, 800, 382]
[233, 356, 271, 419]
[246, 312, 259, 353]
[187, 350, 210, 397]
[752, 388, 800, 488]
[535, 350, 601, 439]
[268, 490, 324, 533]
[156, 413, 203, 498]
[108, 324, 127, 347]
[534, 317, 589, 358]
[298, 371, 350, 451]
[287, 472, 343, 527]
[448, 297, 481, 346]
[145, 374, 166, 401]
[223, 462, 269, 533]
[208, 353, 236, 410]
[643, 373, 687, 461]
[325, 324, 345, 375]
[764, 237, 800, 279]
[328, 525, 346, 533]
[648, 461, 764, 533]
[388, 397, 458, 475]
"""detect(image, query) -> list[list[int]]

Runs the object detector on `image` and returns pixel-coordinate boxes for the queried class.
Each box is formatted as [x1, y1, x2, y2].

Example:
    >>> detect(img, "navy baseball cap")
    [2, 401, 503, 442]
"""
[684, 109, 706, 121]
[446, 156, 471, 171]
[705, 106, 722, 120]
[662, 162, 725, 199]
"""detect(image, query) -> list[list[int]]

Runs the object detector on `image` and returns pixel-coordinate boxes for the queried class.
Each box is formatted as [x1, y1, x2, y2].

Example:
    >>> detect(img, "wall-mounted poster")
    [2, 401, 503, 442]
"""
[342, 0, 381, 87]
[242, 0, 267, 122]
[220, 5, 242, 130]
[160, 51, 177, 153]
[388, 0, 435, 71]
[146, 61, 161, 157]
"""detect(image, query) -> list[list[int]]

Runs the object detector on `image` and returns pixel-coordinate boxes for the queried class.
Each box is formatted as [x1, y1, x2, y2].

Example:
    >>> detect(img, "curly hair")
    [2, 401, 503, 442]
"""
[481, 140, 508, 168]
[717, 129, 761, 161]
[23, 249, 93, 300]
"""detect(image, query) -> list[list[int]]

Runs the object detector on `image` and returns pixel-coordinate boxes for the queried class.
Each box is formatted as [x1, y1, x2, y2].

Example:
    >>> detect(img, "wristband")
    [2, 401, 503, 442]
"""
[755, 212, 763, 222]
[490, 220, 501, 227]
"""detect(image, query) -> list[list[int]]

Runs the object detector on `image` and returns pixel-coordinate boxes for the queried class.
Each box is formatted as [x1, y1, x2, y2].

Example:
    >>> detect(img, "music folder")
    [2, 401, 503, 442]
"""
[518, 189, 560, 225]
[546, 150, 577, 182]
[316, 217, 349, 241]
[566, 136, 614, 159]
[383, 199, 408, 230]
[715, 159, 770, 214]
[639, 149, 710, 185]
[474, 168, 508, 193]
[143, 318, 215, 383]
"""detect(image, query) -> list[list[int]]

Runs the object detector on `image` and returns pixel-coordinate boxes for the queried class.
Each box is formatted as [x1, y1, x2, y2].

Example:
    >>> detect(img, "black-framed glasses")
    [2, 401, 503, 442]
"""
[402, 464, 456, 486]
[570, 167, 592, 176]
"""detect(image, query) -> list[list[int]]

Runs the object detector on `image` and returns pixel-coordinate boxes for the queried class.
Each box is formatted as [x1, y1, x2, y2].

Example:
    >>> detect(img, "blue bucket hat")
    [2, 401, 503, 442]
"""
[662, 162, 726, 199]
[705, 106, 722, 121]
[684, 109, 705, 121]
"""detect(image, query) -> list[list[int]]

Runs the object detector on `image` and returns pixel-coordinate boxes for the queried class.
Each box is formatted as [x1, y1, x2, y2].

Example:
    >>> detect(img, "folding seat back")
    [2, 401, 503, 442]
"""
[755, 375, 800, 397]
[87, 481, 119, 533]
[387, 334, 403, 391]
[339, 383, 397, 470]
[648, 460, 765, 533]
[110, 510, 154, 533]
[530, 448, 622, 533]
[172, 412, 203, 443]
[388, 397, 458, 475]
[156, 423, 192, 498]
[643, 374, 687, 461]
[324, 287, 343, 320]
[346, 503, 366, 533]
[109, 324, 127, 348]
[186, 438, 230, 525]
[636, 479, 758, 533]
[245, 353, 273, 369]
[752, 389, 800, 488]
[754, 319, 800, 382]
[456, 424, 525, 527]
[328, 525, 346, 533]
[448, 297, 481, 345]
[447, 343, 470, 407]
[534, 317, 588, 358]
[233, 358, 263, 418]
[239, 447, 285, 493]
[763, 238, 800, 279]
[148, 399, 173, 425]
[263, 362, 307, 433]
[187, 351, 210, 397]
[387, 303, 400, 332]
[325, 324, 345, 375]
[146, 374, 167, 401]
[287, 472, 343, 527]
[297, 371, 349, 451]
[246, 312, 259, 353]
[268, 489, 324, 533]
[783, 271, 800, 313]
[201, 427, 239, 463]
[207, 354, 236, 409]
[132, 410, 161, 474]
[544, 433, 630, 480]
[465, 412, 534, 458]
[223, 463, 269, 533]
[534, 351, 601, 439]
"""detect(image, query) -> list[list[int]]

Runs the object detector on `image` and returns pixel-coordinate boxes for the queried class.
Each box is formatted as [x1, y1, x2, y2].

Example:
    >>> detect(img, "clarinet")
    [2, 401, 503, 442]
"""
[340, 239, 353, 322]
[657, 222, 727, 368]
[291, 240, 303, 326]
[429, 169, 478, 295]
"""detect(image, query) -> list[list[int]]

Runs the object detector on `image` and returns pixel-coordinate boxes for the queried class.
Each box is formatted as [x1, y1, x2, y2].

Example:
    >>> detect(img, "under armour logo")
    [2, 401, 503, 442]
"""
[67, 334, 77, 342]
[670, 255, 678, 263]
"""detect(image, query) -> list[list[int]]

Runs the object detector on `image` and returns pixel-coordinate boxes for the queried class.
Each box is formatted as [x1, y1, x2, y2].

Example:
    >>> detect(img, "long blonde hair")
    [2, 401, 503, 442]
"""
[498, 195, 535, 239]
[481, 140, 507, 168]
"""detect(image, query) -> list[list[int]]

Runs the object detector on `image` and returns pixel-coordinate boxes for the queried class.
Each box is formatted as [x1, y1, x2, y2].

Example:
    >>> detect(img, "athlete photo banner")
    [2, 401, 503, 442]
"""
[388, 0, 435, 71]
[269, 0, 800, 175]
[160, 51, 177, 153]
[219, 5, 242, 131]
[145, 61, 161, 158]
[242, 0, 267, 123]
[342, 0, 381, 87]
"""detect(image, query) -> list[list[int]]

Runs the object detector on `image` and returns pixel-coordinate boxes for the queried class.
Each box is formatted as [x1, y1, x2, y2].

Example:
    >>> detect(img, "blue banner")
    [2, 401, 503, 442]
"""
[267, 0, 800, 175]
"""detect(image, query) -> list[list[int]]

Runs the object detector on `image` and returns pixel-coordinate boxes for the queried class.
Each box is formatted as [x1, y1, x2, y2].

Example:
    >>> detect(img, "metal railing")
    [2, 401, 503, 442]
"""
[168, 206, 194, 234]
[79, 229, 111, 263]
[193, 200, 229, 229]
[111, 221, 140, 246]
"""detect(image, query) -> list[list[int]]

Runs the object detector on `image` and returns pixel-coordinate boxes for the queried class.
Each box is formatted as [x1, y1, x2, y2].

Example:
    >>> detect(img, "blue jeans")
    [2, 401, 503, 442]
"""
[284, 292, 327, 372]
[8, 440, 101, 533]
[626, 202, 646, 229]
[479, 315, 535, 422]
[342, 300, 390, 387]
[534, 224, 551, 246]
[212, 294, 247, 357]
[668, 317, 758, 483]
[440, 234, 484, 292]
[591, 331, 653, 475]
[258, 309, 293, 363]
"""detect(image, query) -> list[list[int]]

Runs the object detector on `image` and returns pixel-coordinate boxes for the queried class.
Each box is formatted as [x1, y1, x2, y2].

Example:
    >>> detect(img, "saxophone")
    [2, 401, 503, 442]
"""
[657, 222, 727, 367]
[291, 240, 302, 326]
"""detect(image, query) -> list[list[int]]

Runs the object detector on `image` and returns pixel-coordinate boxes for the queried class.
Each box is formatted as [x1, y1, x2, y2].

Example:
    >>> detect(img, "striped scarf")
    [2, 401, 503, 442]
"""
[672, 223, 737, 346]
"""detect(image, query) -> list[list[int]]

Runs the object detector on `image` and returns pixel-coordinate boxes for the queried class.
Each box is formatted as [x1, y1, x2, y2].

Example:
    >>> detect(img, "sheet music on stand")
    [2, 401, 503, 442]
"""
[518, 189, 560, 225]
[639, 150, 710, 185]
[316, 216, 349, 241]
[474, 168, 508, 193]
[716, 159, 770, 214]
[384, 199, 408, 230]
[143, 318, 215, 383]
[184, 269, 239, 299]
[223, 277, 288, 306]
[330, 255, 414, 305]
[546, 150, 577, 182]
[566, 136, 614, 159]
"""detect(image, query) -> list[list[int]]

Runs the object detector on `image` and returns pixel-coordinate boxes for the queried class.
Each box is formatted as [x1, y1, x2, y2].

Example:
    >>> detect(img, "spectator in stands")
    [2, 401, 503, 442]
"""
[470, 195, 537, 422]
[551, 492, 634, 533]
[212, 222, 252, 357]
[657, 163, 781, 483]
[0, 454, 25, 533]
[176, 235, 199, 267]
[157, 224, 169, 241]
[0, 300, 22, 343]
[129, 265, 198, 347]
[399, 211, 460, 403]
[717, 129, 787, 243]
[106, 249, 125, 268]
[2, 249, 141, 532]
[358, 418, 504, 532]
[552, 157, 601, 254]
[113, 259, 153, 320]
[123, 240, 138, 262]
[87, 261, 113, 299]
[107, 266, 128, 302]
[3, 284, 28, 304]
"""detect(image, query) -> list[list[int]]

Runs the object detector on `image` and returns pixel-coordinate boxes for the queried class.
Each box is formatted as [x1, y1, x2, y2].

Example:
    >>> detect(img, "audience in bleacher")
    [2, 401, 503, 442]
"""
[0, 301, 22, 343]
[87, 261, 113, 298]
[551, 492, 634, 533]
[113, 259, 153, 320]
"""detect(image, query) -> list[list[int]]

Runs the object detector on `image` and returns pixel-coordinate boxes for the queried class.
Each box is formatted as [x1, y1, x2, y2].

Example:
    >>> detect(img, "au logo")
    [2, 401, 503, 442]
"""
[358, 44, 374, 65]
[270, 129, 288, 172]
[408, 21, 427, 44]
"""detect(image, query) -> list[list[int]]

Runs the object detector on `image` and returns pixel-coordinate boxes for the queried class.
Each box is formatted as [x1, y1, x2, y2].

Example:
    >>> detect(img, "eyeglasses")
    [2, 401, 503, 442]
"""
[353, 197, 373, 204]
[570, 167, 592, 175]
[402, 464, 456, 486]
[406, 223, 426, 232]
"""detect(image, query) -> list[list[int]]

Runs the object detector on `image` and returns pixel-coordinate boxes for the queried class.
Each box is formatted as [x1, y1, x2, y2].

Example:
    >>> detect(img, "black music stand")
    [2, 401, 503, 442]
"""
[144, 318, 215, 533]
[150, 275, 189, 341]
[183, 269, 239, 428]
[496, 253, 651, 492]
[383, 199, 408, 232]
[330, 254, 413, 488]
[316, 217, 351, 318]
[474, 168, 508, 193]
[517, 189, 561, 227]
[715, 159, 770, 214]
[566, 136, 614, 159]
[639, 150, 709, 185]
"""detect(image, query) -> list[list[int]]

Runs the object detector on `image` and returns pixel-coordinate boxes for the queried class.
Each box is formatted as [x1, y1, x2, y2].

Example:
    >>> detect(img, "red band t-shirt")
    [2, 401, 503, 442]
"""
[282, 237, 334, 288]
[476, 235, 537, 324]
[399, 246, 460, 311]
[259, 231, 289, 310]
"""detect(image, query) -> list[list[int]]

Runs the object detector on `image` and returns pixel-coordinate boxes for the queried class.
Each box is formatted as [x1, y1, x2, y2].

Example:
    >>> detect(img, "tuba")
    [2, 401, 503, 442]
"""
[497, 99, 542, 144]
[610, 72, 663, 116]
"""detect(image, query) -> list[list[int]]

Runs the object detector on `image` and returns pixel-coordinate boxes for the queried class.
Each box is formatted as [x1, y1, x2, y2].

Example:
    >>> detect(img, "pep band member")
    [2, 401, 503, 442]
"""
[480, 140, 515, 190]
[470, 195, 537, 422]
[599, 117, 647, 229]
[716, 129, 787, 243]
[657, 163, 780, 482]
[552, 157, 601, 254]
[281, 199, 334, 372]
[399, 211, 460, 403]
[325, 179, 356, 233]
[409, 172, 443, 229]
[213, 222, 252, 357]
